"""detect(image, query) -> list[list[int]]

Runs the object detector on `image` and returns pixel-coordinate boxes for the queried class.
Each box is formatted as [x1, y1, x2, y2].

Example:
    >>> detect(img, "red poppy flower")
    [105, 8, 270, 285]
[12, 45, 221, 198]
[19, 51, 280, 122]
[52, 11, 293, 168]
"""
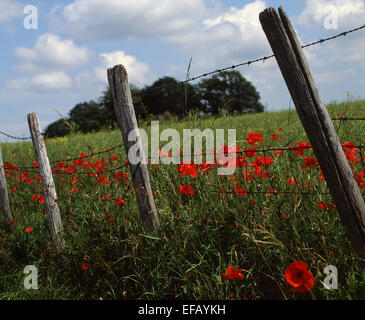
[116, 197, 127, 207]
[109, 218, 115, 225]
[233, 183, 247, 196]
[285, 261, 314, 292]
[255, 156, 274, 167]
[178, 162, 198, 178]
[82, 264, 90, 270]
[270, 134, 280, 140]
[179, 185, 195, 195]
[114, 171, 129, 183]
[38, 195, 44, 204]
[274, 149, 284, 157]
[302, 157, 317, 168]
[98, 176, 109, 184]
[246, 132, 264, 145]
[244, 148, 258, 158]
[25, 227, 33, 233]
[318, 202, 328, 209]
[71, 188, 79, 193]
[287, 177, 298, 186]
[73, 158, 85, 166]
[222, 266, 244, 280]
[33, 161, 38, 168]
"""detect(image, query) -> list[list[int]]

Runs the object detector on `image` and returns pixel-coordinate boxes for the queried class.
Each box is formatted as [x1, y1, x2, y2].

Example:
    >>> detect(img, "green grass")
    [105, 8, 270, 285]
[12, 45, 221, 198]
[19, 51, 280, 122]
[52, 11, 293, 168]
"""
[0, 98, 365, 300]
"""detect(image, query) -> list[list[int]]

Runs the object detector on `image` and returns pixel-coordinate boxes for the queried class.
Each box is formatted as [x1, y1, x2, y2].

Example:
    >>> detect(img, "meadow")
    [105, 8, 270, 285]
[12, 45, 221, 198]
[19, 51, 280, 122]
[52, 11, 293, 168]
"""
[0, 98, 365, 300]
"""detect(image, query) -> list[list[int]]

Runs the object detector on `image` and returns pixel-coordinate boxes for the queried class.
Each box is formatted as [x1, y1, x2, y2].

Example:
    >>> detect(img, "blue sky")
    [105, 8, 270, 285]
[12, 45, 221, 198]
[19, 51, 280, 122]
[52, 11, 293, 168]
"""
[0, 0, 364, 140]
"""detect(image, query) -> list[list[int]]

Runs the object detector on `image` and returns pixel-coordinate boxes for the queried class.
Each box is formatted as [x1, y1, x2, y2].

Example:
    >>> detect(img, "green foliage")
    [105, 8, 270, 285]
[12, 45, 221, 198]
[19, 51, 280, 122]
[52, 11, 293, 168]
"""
[141, 77, 203, 118]
[198, 71, 265, 114]
[44, 119, 70, 138]
[45, 72, 264, 138]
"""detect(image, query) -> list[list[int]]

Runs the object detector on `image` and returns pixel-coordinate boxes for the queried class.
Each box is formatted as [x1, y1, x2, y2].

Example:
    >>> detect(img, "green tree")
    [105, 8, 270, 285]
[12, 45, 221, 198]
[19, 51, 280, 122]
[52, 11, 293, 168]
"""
[99, 85, 146, 123]
[141, 77, 203, 118]
[44, 119, 70, 138]
[197, 71, 264, 115]
[68, 101, 104, 133]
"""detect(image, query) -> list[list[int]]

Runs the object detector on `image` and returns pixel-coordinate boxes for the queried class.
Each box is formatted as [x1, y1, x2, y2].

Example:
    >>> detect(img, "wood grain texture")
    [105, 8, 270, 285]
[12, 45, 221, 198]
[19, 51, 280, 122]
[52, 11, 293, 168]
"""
[0, 146, 12, 229]
[260, 7, 365, 257]
[107, 65, 160, 232]
[28, 112, 64, 251]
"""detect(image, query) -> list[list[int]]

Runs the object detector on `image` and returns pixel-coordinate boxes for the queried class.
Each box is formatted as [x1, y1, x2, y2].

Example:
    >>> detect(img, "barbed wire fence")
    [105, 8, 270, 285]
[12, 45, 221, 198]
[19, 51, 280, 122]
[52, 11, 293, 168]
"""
[0, 20, 365, 250]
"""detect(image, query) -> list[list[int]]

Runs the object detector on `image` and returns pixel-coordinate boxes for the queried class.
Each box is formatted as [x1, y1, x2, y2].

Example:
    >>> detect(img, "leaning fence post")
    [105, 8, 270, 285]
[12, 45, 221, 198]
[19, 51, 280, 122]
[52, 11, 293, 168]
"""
[260, 7, 365, 257]
[27, 113, 65, 251]
[0, 146, 13, 229]
[107, 65, 160, 232]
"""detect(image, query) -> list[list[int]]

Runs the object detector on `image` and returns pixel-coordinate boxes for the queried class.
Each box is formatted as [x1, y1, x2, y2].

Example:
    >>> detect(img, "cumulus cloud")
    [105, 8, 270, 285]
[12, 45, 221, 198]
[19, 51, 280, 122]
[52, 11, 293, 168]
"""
[74, 51, 151, 91]
[298, 0, 365, 28]
[14, 33, 91, 71]
[50, 0, 271, 78]
[164, 1, 270, 73]
[59, 0, 208, 40]
[0, 0, 23, 22]
[95, 51, 150, 86]
[7, 72, 72, 91]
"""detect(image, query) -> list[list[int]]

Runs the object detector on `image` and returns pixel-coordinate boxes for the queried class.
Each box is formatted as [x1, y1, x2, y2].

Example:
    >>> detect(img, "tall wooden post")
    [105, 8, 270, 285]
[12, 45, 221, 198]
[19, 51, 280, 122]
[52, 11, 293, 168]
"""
[0, 146, 12, 229]
[107, 65, 160, 232]
[260, 7, 365, 257]
[28, 113, 65, 251]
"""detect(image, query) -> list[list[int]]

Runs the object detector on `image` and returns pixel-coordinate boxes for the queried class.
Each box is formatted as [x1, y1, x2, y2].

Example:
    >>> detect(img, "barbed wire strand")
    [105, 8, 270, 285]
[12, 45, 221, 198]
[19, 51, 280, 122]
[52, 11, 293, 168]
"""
[2, 144, 365, 169]
[153, 24, 365, 89]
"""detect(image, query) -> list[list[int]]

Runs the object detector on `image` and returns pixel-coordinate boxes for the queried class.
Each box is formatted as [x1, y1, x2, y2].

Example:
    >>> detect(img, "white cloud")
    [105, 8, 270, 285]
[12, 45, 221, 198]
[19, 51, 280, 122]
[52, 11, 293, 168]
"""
[298, 0, 365, 28]
[50, 0, 270, 79]
[164, 1, 270, 73]
[32, 72, 72, 89]
[7, 72, 72, 91]
[59, 0, 208, 40]
[0, 0, 23, 22]
[314, 69, 356, 84]
[14, 33, 91, 71]
[95, 51, 151, 87]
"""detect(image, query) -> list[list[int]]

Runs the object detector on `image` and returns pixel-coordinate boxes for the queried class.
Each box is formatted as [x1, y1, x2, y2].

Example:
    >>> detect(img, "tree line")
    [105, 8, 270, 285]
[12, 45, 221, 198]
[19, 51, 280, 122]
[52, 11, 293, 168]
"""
[45, 71, 265, 138]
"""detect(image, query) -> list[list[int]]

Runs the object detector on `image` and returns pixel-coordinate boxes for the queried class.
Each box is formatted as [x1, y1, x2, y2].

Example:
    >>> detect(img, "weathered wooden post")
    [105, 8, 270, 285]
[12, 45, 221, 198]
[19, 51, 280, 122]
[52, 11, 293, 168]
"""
[0, 146, 12, 229]
[260, 7, 365, 257]
[107, 65, 160, 232]
[28, 113, 65, 251]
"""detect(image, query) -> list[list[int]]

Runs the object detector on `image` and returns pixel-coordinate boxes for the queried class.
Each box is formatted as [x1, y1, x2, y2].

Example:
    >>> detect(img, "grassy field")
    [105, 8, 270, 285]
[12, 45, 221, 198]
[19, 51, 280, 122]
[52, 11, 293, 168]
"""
[0, 98, 365, 300]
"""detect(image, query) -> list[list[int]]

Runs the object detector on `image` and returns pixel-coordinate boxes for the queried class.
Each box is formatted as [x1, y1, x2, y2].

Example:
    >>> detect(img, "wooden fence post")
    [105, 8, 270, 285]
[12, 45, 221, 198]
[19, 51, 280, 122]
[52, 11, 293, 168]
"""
[107, 65, 160, 232]
[260, 7, 365, 257]
[28, 113, 65, 251]
[0, 146, 12, 229]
